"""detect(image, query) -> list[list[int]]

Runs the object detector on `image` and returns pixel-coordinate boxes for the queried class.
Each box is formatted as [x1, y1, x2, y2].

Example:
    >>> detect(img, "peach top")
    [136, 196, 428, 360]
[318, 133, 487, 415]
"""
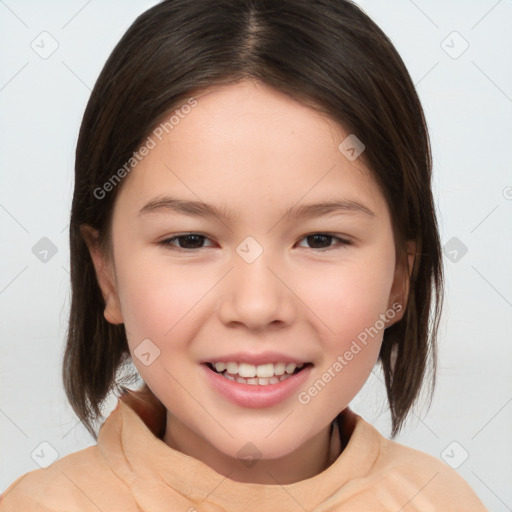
[1, 388, 488, 511]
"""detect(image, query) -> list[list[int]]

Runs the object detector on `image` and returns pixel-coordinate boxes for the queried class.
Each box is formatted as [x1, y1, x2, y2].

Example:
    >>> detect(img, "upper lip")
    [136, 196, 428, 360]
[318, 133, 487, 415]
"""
[200, 351, 313, 366]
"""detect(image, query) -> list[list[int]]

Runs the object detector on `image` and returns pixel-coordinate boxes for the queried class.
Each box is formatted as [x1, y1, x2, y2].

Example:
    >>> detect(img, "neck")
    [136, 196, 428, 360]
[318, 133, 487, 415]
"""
[163, 413, 342, 484]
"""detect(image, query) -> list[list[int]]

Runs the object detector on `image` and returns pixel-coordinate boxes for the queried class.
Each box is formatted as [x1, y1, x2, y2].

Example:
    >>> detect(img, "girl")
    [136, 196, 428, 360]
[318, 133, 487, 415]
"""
[1, 0, 488, 510]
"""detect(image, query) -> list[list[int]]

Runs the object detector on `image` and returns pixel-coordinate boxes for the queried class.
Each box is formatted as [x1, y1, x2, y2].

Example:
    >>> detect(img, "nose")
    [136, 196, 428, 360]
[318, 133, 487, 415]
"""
[217, 246, 296, 331]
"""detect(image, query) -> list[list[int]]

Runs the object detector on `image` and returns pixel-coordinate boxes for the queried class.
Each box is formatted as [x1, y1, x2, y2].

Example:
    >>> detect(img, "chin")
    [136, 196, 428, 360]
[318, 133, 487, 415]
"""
[211, 425, 312, 461]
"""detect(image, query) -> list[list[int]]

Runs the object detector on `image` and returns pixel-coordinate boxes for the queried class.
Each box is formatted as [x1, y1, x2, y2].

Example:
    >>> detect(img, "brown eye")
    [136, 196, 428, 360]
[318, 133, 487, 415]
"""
[158, 233, 213, 251]
[297, 233, 351, 251]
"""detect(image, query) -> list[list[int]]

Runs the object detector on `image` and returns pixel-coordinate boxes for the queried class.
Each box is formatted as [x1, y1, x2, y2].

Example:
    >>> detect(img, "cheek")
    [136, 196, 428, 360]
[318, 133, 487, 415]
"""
[115, 253, 212, 351]
[301, 254, 395, 339]
[296, 249, 395, 402]
[296, 262, 392, 415]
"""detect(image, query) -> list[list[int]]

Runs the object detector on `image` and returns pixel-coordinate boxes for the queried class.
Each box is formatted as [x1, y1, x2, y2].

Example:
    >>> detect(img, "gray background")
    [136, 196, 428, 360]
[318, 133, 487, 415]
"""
[1, 1, 511, 509]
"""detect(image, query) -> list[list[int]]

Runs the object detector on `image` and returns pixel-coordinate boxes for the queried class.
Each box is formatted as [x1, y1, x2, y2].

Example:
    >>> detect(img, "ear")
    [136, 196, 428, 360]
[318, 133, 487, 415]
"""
[80, 224, 124, 325]
[387, 239, 416, 326]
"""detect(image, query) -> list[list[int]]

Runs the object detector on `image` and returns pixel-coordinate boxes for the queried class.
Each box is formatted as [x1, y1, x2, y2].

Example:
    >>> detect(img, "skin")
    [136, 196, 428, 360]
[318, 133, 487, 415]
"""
[82, 78, 415, 484]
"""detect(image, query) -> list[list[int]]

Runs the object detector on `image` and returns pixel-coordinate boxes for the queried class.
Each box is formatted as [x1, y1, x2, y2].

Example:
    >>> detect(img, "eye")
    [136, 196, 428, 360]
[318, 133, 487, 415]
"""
[158, 233, 214, 251]
[296, 233, 351, 251]
[158, 233, 351, 252]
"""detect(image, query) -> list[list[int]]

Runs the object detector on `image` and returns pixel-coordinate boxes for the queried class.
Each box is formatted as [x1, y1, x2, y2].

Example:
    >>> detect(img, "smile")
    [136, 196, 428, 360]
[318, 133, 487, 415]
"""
[206, 361, 312, 385]
[201, 362, 314, 408]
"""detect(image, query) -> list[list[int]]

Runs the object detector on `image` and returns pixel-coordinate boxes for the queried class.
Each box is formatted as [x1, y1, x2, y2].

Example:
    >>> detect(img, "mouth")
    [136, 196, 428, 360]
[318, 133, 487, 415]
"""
[203, 361, 314, 386]
[201, 359, 314, 408]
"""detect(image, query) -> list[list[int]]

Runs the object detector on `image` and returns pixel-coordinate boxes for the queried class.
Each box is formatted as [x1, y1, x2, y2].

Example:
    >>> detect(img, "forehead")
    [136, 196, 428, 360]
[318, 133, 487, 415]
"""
[112, 79, 387, 224]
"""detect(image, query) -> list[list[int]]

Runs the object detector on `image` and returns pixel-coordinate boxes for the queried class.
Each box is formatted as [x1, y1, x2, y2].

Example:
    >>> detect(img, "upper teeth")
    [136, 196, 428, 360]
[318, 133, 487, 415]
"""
[213, 362, 304, 378]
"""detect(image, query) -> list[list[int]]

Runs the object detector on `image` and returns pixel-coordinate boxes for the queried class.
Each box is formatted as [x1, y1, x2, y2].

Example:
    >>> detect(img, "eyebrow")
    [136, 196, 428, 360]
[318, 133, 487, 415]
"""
[137, 195, 376, 220]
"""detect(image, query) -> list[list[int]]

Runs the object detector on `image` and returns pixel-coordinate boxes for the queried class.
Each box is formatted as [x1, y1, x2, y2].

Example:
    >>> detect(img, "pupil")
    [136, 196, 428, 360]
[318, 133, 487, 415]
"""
[308, 234, 331, 249]
[180, 234, 203, 249]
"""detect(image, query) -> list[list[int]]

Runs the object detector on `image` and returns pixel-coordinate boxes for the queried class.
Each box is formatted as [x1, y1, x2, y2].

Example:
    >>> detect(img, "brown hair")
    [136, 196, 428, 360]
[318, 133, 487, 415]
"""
[64, 0, 443, 440]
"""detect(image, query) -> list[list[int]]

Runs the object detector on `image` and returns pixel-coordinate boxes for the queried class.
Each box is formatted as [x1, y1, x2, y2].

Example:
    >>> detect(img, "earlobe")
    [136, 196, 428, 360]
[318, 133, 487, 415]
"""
[80, 224, 124, 325]
[104, 294, 124, 325]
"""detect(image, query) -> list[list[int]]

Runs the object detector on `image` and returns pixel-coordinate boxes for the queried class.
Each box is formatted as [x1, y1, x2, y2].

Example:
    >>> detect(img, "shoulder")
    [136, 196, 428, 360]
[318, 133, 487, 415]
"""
[371, 433, 488, 511]
[0, 444, 134, 511]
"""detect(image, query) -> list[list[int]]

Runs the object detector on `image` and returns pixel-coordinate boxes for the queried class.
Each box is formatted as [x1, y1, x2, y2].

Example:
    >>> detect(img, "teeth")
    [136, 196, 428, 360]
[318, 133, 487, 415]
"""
[274, 362, 286, 376]
[253, 363, 274, 378]
[285, 363, 297, 374]
[214, 362, 226, 372]
[222, 372, 294, 385]
[211, 361, 306, 378]
[209, 361, 309, 384]
[238, 362, 257, 378]
[226, 362, 238, 374]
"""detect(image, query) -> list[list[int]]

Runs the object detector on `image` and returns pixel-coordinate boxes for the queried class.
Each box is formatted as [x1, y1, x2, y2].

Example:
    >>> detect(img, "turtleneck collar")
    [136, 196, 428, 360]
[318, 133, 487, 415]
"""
[96, 388, 380, 511]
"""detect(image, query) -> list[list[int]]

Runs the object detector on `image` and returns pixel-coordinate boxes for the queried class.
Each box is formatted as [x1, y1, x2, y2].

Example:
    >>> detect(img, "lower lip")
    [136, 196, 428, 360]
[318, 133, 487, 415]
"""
[201, 363, 313, 408]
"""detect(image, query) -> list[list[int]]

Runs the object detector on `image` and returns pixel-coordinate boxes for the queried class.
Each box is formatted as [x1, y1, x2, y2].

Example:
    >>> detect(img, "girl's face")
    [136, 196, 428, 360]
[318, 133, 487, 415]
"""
[85, 79, 412, 474]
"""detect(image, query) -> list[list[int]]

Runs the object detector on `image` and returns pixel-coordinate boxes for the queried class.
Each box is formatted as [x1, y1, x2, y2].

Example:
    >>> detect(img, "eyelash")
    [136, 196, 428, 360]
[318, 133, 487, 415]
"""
[157, 233, 352, 252]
